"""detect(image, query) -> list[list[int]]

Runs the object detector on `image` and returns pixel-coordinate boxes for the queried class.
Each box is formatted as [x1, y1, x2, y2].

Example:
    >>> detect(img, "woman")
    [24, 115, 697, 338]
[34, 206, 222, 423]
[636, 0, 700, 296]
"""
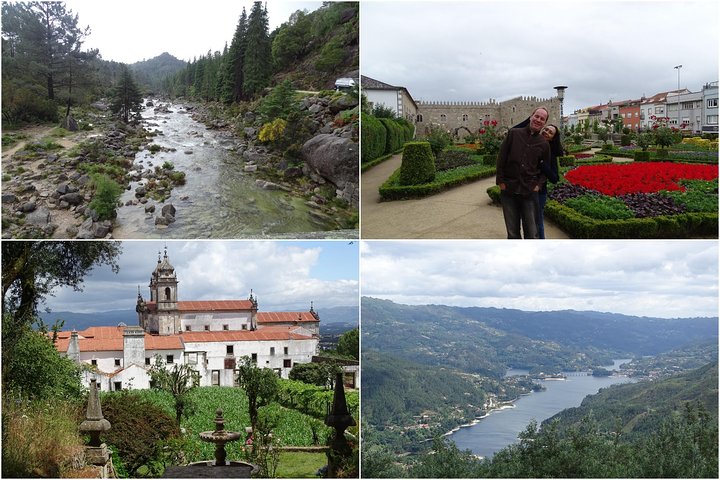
[511, 118, 563, 238]
[537, 123, 562, 239]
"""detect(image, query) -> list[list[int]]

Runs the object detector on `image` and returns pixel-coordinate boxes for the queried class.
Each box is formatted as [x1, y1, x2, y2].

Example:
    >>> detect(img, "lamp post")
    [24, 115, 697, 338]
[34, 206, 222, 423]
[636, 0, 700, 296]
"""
[673, 65, 682, 128]
[554, 85, 567, 130]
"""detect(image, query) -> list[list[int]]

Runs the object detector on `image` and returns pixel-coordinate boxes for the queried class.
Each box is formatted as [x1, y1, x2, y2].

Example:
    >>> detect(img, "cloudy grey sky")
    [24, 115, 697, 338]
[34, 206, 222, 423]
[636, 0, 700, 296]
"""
[361, 0, 719, 113]
[361, 240, 718, 319]
[46, 240, 359, 313]
[66, 0, 324, 63]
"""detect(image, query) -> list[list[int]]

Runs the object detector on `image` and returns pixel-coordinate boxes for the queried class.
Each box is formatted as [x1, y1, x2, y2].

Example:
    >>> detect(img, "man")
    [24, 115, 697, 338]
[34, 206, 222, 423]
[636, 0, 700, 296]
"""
[496, 107, 550, 239]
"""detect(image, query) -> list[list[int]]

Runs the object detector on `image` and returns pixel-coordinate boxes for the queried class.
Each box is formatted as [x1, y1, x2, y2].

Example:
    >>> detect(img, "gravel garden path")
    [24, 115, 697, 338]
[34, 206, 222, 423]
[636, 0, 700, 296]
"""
[361, 154, 569, 239]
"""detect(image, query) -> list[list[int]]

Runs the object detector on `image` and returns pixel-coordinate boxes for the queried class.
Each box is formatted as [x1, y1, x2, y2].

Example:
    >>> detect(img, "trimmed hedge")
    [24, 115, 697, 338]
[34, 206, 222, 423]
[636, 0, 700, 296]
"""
[379, 117, 403, 155]
[276, 380, 359, 421]
[634, 150, 651, 162]
[361, 112, 386, 163]
[399, 141, 435, 186]
[381, 163, 495, 200]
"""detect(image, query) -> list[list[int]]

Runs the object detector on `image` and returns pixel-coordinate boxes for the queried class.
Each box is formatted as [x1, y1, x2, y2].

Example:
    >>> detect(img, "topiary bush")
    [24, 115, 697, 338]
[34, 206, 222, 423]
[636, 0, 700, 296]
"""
[379, 118, 403, 154]
[399, 142, 435, 186]
[634, 150, 651, 162]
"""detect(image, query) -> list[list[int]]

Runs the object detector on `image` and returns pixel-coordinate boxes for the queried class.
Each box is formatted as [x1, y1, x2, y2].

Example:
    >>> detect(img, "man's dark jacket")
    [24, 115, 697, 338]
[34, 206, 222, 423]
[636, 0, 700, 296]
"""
[496, 126, 550, 196]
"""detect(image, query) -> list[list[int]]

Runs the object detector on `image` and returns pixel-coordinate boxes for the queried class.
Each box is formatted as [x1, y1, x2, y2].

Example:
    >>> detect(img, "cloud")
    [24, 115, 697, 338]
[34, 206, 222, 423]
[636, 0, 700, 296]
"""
[360, 240, 718, 318]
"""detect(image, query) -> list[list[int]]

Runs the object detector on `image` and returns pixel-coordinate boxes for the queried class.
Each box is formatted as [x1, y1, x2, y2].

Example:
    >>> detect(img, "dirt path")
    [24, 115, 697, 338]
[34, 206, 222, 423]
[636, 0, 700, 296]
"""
[2, 125, 88, 238]
[361, 154, 569, 239]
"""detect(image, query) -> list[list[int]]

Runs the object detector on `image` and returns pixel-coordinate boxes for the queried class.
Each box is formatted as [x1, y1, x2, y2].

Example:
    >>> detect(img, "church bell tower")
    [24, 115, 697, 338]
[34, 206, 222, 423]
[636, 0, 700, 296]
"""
[148, 247, 180, 335]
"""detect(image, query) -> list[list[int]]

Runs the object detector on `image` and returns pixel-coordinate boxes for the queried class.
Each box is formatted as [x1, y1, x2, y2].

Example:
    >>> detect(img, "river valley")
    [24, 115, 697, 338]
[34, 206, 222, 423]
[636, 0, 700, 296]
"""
[449, 359, 635, 458]
[112, 101, 350, 238]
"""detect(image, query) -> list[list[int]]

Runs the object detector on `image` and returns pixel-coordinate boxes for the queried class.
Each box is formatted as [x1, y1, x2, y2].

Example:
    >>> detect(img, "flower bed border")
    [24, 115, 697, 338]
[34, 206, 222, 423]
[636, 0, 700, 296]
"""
[486, 185, 717, 238]
[380, 163, 495, 200]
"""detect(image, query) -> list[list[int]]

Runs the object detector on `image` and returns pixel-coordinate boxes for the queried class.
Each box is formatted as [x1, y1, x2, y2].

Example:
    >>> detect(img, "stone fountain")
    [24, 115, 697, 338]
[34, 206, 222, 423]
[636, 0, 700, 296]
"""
[163, 408, 256, 478]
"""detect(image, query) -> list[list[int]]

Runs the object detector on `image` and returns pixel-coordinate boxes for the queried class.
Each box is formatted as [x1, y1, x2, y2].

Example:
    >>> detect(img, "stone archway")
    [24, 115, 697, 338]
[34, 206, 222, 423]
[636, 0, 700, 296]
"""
[453, 126, 473, 140]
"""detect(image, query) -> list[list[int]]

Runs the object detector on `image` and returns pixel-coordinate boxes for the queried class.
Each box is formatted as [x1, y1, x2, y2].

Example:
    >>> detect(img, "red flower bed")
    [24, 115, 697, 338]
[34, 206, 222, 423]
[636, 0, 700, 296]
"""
[564, 162, 718, 196]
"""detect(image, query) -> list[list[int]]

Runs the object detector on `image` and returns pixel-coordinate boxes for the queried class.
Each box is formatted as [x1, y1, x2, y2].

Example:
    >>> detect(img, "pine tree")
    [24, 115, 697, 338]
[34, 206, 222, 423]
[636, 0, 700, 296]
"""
[220, 7, 248, 103]
[242, 1, 271, 99]
[110, 66, 142, 123]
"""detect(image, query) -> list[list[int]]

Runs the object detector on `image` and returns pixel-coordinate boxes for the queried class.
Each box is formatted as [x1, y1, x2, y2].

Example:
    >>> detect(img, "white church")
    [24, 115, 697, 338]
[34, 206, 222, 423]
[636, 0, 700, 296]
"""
[54, 248, 321, 391]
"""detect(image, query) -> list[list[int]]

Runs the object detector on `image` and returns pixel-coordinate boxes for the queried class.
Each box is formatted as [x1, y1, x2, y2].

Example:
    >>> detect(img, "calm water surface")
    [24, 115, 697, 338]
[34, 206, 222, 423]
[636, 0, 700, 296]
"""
[449, 359, 634, 458]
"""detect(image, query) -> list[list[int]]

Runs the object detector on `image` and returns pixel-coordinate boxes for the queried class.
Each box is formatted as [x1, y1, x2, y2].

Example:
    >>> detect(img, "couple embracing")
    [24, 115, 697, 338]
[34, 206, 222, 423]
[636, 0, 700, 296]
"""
[495, 107, 563, 239]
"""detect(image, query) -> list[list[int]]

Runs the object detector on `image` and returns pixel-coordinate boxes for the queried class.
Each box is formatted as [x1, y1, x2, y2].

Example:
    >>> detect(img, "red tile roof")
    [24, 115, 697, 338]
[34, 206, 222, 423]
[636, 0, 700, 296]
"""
[179, 300, 254, 311]
[257, 312, 318, 323]
[181, 326, 313, 343]
[53, 326, 182, 352]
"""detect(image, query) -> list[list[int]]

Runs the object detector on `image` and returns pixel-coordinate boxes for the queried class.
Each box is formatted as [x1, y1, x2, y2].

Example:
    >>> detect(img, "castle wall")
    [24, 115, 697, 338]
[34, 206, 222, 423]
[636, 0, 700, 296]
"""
[416, 96, 561, 138]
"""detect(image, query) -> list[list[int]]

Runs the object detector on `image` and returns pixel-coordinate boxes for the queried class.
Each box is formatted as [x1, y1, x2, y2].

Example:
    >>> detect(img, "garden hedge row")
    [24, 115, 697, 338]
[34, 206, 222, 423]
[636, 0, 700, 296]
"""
[399, 142, 435, 186]
[486, 187, 717, 238]
[361, 113, 414, 164]
[381, 163, 495, 200]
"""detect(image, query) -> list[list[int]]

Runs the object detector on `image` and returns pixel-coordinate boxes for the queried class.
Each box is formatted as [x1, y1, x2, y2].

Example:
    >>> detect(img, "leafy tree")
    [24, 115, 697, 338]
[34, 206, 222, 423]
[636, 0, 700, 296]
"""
[235, 356, 279, 434]
[410, 437, 486, 478]
[271, 9, 312, 71]
[148, 356, 199, 425]
[1, 319, 82, 399]
[289, 361, 341, 387]
[371, 104, 396, 119]
[242, 1, 271, 99]
[110, 65, 143, 123]
[336, 327, 358, 360]
[1, 241, 121, 388]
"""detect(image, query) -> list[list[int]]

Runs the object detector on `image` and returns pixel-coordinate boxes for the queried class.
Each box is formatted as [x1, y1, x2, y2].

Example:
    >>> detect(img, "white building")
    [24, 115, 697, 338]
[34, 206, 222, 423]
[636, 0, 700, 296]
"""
[361, 75, 419, 124]
[701, 81, 718, 133]
[54, 249, 320, 391]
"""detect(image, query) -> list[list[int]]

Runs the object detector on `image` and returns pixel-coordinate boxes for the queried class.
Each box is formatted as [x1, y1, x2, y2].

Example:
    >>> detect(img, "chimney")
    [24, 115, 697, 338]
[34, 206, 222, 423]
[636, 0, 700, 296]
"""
[123, 326, 145, 368]
[67, 330, 80, 363]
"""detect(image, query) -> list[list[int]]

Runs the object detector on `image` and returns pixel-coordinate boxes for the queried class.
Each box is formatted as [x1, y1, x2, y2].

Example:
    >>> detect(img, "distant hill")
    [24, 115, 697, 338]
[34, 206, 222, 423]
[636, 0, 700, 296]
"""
[362, 297, 718, 377]
[130, 52, 187, 91]
[547, 362, 719, 440]
[40, 305, 356, 331]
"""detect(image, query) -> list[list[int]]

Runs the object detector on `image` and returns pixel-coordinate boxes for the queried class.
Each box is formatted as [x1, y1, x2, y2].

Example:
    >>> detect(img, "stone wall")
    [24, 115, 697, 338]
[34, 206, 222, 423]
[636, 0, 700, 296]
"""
[416, 96, 561, 138]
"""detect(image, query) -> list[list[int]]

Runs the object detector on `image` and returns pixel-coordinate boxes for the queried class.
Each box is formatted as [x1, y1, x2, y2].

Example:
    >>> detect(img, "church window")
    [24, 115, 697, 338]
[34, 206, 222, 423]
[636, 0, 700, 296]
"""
[226, 345, 234, 355]
[91, 359, 97, 366]
[114, 381, 122, 391]
[166, 354, 174, 363]
[417, 114, 423, 122]
[114, 359, 120, 367]
[241, 324, 248, 330]
[212, 370, 220, 386]
[462, 114, 468, 122]
[284, 347, 289, 355]
[270, 347, 275, 356]
[283, 359, 292, 368]
[251, 353, 258, 363]
[164, 287, 171, 300]
[185, 325, 191, 331]
[145, 357, 151, 365]
[223, 324, 229, 331]
[204, 325, 210, 331]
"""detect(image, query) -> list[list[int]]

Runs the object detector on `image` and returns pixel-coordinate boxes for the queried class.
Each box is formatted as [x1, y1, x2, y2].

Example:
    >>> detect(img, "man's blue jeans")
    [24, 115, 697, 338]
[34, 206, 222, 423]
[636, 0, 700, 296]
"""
[500, 190, 539, 239]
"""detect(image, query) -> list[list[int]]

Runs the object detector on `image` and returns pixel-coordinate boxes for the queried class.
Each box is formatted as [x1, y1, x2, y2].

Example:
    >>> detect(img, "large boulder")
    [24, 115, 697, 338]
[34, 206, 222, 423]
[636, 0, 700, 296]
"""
[301, 134, 358, 205]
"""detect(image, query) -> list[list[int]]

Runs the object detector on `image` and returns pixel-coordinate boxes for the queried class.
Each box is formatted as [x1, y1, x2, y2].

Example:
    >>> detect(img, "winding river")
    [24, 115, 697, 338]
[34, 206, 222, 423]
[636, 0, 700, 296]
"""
[449, 359, 635, 458]
[113, 101, 337, 238]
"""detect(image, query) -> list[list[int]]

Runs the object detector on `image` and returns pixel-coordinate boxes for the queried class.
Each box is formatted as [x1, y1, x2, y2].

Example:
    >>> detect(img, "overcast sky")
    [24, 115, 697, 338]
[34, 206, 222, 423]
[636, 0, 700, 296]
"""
[46, 240, 359, 313]
[360, 240, 718, 319]
[66, 0, 324, 64]
[361, 0, 719, 113]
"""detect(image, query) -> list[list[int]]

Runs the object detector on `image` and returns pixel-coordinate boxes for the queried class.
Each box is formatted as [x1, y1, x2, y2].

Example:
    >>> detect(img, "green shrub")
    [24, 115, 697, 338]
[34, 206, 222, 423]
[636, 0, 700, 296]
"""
[399, 142, 435, 186]
[620, 134, 632, 146]
[161, 161, 174, 170]
[379, 118, 404, 154]
[564, 194, 634, 220]
[169, 171, 186, 185]
[360, 112, 386, 163]
[101, 392, 181, 477]
[424, 125, 452, 158]
[634, 150, 651, 162]
[559, 155, 576, 167]
[88, 174, 123, 221]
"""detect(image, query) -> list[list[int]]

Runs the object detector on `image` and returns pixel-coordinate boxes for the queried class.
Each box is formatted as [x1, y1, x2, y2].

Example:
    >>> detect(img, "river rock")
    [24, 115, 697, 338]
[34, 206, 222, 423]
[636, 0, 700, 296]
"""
[20, 201, 37, 213]
[244, 127, 257, 138]
[145, 204, 156, 213]
[61, 115, 79, 131]
[328, 95, 359, 114]
[2, 193, 18, 203]
[244, 164, 258, 173]
[59, 192, 83, 206]
[301, 134, 358, 204]
[161, 204, 176, 218]
[25, 207, 51, 226]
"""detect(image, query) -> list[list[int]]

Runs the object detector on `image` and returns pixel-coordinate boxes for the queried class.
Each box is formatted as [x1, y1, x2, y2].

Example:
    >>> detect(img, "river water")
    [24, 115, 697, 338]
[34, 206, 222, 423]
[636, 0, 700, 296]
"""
[449, 359, 634, 458]
[113, 101, 336, 238]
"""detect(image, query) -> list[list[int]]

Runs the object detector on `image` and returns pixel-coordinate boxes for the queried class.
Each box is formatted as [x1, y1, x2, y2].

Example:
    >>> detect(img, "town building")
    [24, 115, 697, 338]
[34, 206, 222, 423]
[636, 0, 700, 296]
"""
[701, 81, 718, 133]
[361, 75, 419, 124]
[54, 249, 320, 391]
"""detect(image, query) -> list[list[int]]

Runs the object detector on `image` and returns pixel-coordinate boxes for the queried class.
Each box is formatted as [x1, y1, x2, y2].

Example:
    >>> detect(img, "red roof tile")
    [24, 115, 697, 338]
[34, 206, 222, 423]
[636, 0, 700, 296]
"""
[257, 312, 318, 323]
[53, 326, 182, 352]
[181, 326, 313, 343]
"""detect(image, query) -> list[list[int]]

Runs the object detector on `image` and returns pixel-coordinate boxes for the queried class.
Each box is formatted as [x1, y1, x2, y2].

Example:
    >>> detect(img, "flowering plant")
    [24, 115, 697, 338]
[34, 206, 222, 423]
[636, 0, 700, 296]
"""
[649, 115, 680, 150]
[478, 119, 502, 156]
